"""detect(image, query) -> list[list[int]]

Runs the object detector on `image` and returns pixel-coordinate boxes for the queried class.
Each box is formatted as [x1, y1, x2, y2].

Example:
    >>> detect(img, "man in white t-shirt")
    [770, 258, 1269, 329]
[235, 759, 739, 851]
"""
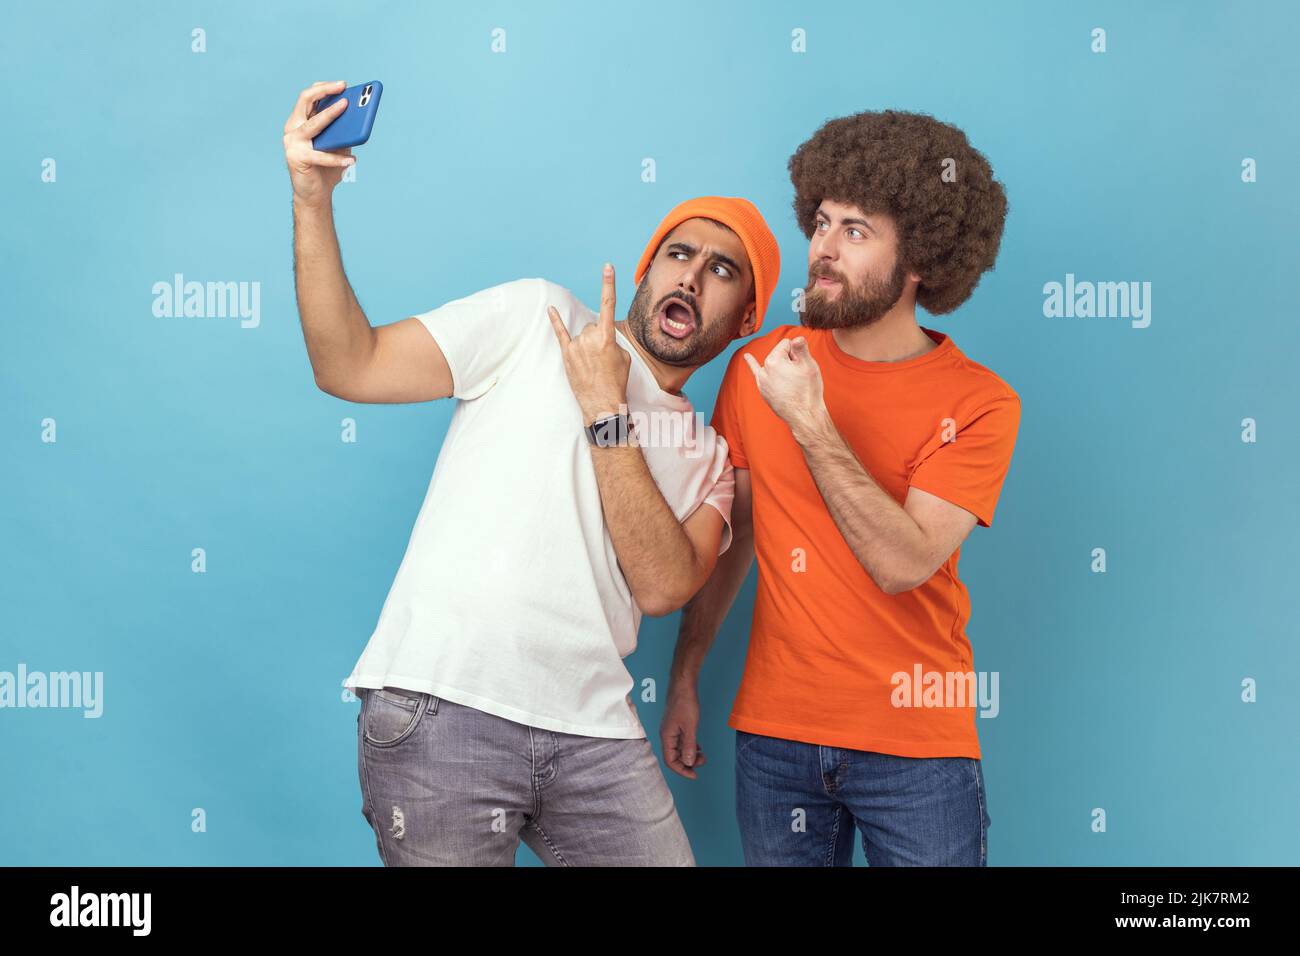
[284, 78, 781, 867]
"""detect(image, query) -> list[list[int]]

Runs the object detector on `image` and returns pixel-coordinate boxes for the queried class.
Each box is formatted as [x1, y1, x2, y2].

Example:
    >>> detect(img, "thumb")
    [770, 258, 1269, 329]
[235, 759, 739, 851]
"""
[789, 336, 809, 360]
[742, 352, 762, 380]
[681, 729, 699, 767]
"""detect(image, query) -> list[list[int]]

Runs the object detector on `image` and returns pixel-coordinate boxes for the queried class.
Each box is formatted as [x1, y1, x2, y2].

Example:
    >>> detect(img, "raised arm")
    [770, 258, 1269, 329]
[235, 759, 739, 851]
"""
[283, 80, 452, 404]
[546, 264, 726, 616]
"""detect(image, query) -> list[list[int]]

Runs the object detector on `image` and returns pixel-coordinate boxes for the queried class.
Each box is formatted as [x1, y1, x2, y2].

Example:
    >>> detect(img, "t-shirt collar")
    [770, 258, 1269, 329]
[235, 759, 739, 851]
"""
[824, 325, 954, 373]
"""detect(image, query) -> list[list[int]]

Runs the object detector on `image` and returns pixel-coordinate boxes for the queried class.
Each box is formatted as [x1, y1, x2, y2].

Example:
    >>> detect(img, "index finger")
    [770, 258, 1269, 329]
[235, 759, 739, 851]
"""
[598, 263, 616, 337]
[287, 80, 345, 128]
[766, 338, 793, 363]
[546, 305, 572, 347]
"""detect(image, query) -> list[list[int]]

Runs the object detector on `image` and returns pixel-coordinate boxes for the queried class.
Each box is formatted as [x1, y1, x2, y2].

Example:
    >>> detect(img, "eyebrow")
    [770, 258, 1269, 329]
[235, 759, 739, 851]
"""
[665, 241, 747, 279]
[815, 208, 875, 231]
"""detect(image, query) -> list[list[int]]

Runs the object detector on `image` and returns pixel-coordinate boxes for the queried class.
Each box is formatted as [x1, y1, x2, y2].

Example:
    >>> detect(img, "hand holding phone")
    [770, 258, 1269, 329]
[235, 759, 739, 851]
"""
[310, 81, 383, 151]
[282, 80, 380, 207]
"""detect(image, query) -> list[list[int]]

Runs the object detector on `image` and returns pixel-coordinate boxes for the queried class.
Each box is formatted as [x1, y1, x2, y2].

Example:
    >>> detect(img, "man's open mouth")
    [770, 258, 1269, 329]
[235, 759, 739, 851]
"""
[657, 300, 697, 339]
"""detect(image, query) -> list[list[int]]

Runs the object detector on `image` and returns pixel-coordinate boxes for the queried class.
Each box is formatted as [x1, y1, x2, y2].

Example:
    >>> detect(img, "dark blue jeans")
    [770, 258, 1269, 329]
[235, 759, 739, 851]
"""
[734, 729, 990, 866]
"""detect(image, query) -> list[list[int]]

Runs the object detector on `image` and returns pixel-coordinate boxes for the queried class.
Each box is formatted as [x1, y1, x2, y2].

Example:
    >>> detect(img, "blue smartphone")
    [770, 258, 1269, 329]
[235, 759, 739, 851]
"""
[311, 80, 383, 151]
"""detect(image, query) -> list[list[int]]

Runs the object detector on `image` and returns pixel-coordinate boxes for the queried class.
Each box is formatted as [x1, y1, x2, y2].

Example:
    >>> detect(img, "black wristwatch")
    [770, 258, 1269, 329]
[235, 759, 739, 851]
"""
[585, 412, 632, 447]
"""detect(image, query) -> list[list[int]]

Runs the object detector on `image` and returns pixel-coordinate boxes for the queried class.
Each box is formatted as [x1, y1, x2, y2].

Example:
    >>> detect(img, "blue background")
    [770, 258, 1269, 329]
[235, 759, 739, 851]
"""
[3, 0, 1297, 866]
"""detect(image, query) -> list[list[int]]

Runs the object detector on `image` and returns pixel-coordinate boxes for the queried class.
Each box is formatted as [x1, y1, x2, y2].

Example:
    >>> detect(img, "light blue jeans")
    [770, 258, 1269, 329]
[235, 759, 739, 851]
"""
[356, 685, 694, 866]
[734, 729, 990, 866]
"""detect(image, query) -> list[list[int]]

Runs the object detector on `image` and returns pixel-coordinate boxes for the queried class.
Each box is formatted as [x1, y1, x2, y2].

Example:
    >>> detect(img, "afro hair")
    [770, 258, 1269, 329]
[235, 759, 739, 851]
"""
[788, 110, 1008, 315]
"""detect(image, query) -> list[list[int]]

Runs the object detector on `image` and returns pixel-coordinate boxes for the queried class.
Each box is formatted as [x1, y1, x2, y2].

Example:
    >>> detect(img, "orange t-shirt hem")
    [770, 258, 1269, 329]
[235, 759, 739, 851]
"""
[728, 712, 982, 760]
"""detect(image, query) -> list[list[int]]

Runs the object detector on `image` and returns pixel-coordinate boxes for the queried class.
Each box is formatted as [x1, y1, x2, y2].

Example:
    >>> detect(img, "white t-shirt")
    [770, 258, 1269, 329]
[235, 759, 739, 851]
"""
[341, 277, 735, 739]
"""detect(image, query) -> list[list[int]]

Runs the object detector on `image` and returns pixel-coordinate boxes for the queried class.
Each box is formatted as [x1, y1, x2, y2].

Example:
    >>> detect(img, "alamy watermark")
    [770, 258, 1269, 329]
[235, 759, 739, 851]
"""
[594, 404, 708, 458]
[50, 886, 150, 935]
[890, 665, 999, 718]
[1042, 273, 1151, 328]
[152, 273, 260, 328]
[0, 664, 103, 718]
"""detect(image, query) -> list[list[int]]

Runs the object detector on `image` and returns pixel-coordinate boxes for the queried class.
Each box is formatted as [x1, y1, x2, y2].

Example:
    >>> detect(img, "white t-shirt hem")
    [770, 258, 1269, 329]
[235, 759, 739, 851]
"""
[344, 674, 647, 740]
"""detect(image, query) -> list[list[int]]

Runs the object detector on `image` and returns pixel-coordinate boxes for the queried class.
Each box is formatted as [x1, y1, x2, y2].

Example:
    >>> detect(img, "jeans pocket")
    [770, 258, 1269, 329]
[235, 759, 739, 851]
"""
[735, 729, 766, 759]
[927, 755, 976, 786]
[362, 686, 437, 748]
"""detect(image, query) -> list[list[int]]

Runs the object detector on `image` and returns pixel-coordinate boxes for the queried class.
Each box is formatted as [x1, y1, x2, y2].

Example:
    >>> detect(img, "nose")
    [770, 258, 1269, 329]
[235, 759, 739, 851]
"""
[675, 261, 702, 297]
[813, 230, 838, 263]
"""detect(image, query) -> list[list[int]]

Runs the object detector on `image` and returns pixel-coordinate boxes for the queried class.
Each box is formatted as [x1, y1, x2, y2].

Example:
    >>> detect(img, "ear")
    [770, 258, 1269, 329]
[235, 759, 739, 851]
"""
[735, 301, 759, 338]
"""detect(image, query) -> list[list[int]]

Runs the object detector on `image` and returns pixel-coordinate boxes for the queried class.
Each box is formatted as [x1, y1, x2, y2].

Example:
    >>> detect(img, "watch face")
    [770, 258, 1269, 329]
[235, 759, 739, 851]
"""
[588, 414, 628, 447]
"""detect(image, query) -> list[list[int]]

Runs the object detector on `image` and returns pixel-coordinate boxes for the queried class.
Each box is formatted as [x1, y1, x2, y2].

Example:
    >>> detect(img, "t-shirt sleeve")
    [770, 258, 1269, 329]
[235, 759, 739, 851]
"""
[907, 391, 1021, 528]
[413, 278, 544, 400]
[708, 348, 750, 469]
[699, 455, 736, 556]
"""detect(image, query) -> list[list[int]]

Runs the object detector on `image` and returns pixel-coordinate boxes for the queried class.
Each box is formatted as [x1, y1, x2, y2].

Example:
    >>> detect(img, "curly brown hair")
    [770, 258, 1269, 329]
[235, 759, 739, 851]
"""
[788, 110, 1008, 315]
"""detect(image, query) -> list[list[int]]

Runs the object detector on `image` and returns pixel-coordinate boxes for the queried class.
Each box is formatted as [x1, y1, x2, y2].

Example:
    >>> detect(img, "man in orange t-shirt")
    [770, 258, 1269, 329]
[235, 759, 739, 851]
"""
[662, 110, 1021, 866]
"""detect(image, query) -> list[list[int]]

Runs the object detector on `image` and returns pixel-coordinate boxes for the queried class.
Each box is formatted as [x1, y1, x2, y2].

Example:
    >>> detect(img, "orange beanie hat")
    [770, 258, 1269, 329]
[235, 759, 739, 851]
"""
[633, 196, 781, 334]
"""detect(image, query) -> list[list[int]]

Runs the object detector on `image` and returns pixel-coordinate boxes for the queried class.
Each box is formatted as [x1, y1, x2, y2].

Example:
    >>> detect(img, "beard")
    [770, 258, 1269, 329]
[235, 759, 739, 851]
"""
[624, 280, 735, 367]
[802, 257, 907, 330]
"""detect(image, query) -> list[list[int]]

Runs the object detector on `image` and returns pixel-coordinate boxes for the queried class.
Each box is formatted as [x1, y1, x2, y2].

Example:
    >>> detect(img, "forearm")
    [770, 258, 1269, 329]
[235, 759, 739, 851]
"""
[669, 526, 754, 687]
[793, 409, 928, 593]
[588, 443, 706, 616]
[292, 196, 374, 387]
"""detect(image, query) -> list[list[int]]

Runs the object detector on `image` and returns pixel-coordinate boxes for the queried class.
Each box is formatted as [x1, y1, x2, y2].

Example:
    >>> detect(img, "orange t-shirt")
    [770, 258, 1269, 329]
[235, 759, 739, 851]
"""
[710, 324, 1021, 758]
